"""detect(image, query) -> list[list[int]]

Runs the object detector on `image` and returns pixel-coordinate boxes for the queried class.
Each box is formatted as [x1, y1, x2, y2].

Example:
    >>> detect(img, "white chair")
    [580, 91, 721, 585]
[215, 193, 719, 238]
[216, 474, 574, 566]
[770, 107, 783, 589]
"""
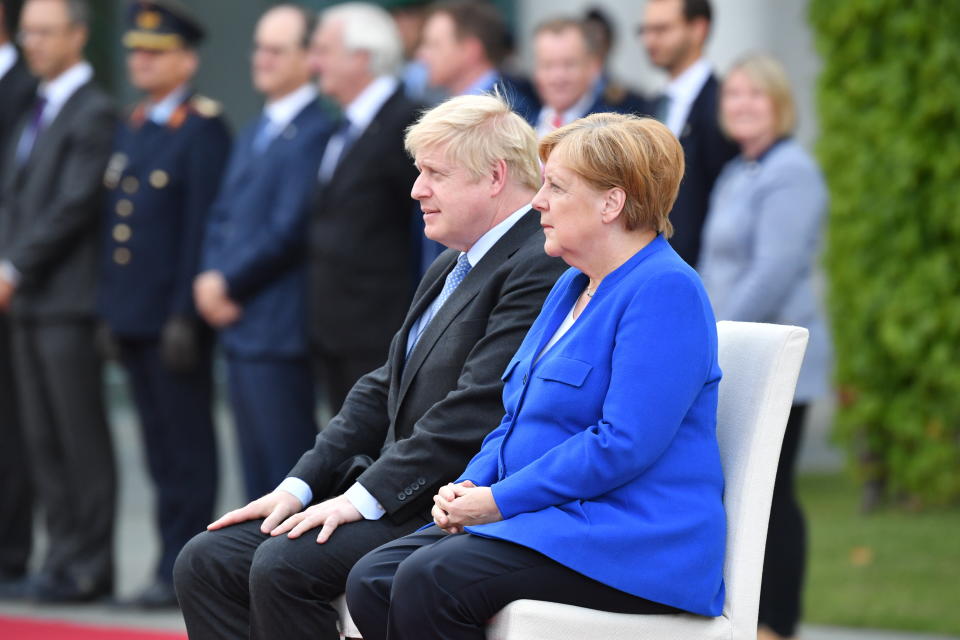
[337, 321, 809, 640]
[487, 321, 808, 640]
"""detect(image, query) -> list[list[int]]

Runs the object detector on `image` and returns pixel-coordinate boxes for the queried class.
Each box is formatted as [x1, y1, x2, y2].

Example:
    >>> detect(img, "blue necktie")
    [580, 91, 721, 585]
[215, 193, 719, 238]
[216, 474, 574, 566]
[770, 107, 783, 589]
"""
[319, 117, 358, 182]
[251, 114, 273, 154]
[406, 253, 472, 358]
[16, 95, 47, 166]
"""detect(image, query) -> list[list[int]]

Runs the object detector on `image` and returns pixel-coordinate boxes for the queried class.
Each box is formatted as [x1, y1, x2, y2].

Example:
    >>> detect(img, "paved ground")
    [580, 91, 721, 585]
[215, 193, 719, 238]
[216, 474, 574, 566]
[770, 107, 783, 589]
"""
[0, 373, 954, 640]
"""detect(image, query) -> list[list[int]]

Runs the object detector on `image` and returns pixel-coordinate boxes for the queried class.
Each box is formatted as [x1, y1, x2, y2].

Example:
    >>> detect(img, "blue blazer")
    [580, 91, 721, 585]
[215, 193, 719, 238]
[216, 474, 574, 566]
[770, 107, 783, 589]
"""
[202, 100, 332, 358]
[460, 235, 726, 616]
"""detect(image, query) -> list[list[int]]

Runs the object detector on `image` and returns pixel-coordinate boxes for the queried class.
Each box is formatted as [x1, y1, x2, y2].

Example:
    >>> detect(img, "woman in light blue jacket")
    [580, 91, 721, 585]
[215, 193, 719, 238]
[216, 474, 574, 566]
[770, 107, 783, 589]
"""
[346, 114, 726, 640]
[698, 52, 832, 640]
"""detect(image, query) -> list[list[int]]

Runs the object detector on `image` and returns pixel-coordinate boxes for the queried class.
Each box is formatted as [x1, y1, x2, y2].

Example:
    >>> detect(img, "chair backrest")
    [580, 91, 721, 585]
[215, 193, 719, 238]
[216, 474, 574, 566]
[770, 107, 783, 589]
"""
[714, 321, 808, 639]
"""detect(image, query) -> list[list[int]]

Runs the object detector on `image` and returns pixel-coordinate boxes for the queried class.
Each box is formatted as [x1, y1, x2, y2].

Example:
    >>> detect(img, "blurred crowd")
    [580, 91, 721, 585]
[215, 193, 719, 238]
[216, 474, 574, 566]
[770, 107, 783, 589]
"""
[0, 1, 830, 639]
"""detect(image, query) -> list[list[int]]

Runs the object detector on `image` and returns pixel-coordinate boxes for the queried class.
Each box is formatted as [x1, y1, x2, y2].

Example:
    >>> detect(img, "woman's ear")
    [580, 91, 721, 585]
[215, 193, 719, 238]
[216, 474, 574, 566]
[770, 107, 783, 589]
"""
[600, 187, 626, 224]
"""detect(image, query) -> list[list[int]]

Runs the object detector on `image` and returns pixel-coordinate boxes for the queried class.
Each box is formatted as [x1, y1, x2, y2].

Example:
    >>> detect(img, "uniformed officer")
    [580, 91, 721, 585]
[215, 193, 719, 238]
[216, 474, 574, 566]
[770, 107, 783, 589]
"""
[96, 0, 231, 608]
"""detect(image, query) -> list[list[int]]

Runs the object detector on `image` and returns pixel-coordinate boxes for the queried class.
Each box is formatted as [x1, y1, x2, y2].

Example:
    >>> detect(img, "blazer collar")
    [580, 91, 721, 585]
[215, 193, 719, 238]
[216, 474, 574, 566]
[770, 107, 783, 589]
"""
[16, 80, 93, 176]
[396, 208, 540, 400]
[324, 85, 406, 188]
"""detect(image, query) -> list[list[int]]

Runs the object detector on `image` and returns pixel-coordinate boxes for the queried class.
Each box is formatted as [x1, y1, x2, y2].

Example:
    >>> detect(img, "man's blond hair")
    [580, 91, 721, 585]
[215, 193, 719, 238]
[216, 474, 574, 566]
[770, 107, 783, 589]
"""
[405, 94, 540, 192]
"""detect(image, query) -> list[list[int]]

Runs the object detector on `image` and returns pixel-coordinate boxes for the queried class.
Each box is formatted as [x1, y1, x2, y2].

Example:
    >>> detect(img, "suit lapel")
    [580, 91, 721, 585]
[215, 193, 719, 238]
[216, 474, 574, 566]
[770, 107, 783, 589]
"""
[17, 82, 91, 178]
[325, 87, 403, 188]
[396, 209, 539, 403]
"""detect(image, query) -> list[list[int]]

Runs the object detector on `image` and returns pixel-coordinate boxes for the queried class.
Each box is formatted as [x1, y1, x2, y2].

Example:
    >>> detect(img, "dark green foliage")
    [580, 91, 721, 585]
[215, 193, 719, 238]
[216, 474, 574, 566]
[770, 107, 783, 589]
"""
[809, 1, 960, 503]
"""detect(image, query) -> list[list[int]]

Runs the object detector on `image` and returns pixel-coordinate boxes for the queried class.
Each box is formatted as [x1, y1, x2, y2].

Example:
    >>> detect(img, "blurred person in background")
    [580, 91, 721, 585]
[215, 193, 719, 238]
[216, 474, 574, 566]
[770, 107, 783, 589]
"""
[387, 0, 445, 105]
[0, 0, 36, 597]
[174, 93, 565, 640]
[96, 0, 230, 608]
[416, 0, 536, 272]
[196, 4, 329, 502]
[307, 2, 420, 416]
[531, 17, 647, 139]
[582, 6, 650, 119]
[698, 52, 832, 640]
[639, 0, 736, 267]
[0, 0, 116, 603]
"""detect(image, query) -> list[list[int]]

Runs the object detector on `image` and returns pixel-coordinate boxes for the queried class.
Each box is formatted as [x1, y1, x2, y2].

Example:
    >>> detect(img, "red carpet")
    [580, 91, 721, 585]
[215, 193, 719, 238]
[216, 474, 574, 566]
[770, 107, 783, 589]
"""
[0, 616, 187, 639]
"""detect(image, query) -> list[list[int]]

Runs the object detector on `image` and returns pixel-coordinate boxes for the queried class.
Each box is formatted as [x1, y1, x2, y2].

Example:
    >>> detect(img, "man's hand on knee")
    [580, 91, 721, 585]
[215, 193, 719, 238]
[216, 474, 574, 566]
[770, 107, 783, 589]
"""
[207, 490, 303, 533]
[269, 494, 363, 544]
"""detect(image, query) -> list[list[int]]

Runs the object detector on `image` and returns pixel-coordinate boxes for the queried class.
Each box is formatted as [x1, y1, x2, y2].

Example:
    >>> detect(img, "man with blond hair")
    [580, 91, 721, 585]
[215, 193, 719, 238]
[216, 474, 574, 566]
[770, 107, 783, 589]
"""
[174, 93, 566, 640]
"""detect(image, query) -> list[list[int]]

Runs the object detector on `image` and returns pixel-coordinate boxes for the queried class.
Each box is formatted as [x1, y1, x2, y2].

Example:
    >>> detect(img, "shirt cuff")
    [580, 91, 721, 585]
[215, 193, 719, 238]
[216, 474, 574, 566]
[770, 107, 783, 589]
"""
[0, 260, 21, 285]
[276, 477, 311, 508]
[344, 482, 386, 520]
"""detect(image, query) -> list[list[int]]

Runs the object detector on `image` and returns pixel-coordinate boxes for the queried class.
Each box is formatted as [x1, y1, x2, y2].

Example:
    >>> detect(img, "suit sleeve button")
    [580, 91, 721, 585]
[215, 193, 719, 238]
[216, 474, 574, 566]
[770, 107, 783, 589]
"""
[397, 492, 406, 501]
[418, 477, 426, 486]
[404, 487, 413, 496]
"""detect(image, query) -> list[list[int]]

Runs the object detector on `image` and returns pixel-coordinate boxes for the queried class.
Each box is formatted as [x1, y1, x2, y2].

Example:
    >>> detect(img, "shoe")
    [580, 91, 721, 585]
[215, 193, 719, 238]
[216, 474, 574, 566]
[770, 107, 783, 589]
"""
[121, 580, 179, 609]
[28, 573, 112, 604]
[0, 575, 30, 600]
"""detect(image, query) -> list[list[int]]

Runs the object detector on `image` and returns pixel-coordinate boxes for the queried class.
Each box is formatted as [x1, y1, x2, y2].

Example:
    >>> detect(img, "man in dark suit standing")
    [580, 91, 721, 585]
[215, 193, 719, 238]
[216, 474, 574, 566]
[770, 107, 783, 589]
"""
[0, 0, 116, 602]
[531, 17, 648, 139]
[173, 92, 567, 640]
[306, 3, 420, 416]
[96, 0, 231, 608]
[195, 5, 330, 501]
[640, 0, 737, 267]
[0, 0, 36, 594]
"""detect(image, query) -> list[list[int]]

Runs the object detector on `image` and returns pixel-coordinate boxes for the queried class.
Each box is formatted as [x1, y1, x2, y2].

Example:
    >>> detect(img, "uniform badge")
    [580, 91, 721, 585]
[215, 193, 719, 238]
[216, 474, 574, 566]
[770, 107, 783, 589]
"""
[103, 152, 128, 190]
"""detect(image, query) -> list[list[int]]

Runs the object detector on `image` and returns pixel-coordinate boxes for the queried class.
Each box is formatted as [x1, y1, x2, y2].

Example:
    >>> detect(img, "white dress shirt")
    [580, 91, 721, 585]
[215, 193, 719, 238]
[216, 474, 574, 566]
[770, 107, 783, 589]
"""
[1, 60, 93, 286]
[664, 57, 711, 138]
[259, 83, 318, 144]
[146, 84, 189, 125]
[278, 204, 532, 518]
[535, 89, 596, 139]
[0, 42, 17, 80]
[318, 75, 398, 181]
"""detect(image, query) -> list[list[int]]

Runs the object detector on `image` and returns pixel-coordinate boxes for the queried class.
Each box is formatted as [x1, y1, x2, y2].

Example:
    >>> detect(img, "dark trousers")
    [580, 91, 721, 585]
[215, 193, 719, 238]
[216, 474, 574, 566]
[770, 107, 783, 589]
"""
[313, 348, 384, 418]
[226, 355, 318, 500]
[119, 338, 218, 584]
[0, 314, 31, 578]
[758, 403, 808, 637]
[346, 526, 681, 640]
[10, 319, 115, 591]
[173, 514, 426, 640]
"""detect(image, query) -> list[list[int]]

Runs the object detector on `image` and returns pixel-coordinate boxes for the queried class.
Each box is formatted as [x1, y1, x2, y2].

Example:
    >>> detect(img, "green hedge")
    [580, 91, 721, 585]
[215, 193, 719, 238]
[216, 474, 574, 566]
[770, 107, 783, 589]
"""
[809, 1, 960, 504]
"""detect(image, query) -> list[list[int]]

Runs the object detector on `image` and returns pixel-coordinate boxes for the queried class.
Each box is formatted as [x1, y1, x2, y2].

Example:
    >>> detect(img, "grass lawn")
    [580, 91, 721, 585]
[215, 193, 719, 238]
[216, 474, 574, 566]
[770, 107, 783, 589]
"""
[799, 472, 960, 635]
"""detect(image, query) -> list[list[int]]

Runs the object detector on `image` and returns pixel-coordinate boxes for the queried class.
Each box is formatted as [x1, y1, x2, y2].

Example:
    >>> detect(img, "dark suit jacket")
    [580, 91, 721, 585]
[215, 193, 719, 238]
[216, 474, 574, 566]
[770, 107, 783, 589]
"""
[0, 80, 116, 318]
[0, 54, 36, 186]
[290, 210, 568, 523]
[309, 87, 420, 357]
[667, 74, 738, 268]
[204, 100, 330, 358]
[98, 92, 232, 338]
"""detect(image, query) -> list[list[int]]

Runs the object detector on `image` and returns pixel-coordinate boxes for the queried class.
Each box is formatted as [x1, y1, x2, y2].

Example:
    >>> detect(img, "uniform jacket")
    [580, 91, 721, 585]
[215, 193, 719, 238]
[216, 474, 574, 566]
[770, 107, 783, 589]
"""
[0, 81, 115, 318]
[309, 87, 420, 357]
[667, 74, 739, 267]
[699, 138, 832, 401]
[98, 92, 231, 337]
[290, 211, 568, 523]
[461, 235, 727, 617]
[203, 99, 330, 358]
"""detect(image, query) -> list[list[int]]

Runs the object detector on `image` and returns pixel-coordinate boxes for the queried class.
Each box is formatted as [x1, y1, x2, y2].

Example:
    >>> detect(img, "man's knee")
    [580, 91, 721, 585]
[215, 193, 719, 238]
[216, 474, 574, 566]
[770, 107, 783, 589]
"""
[345, 546, 384, 612]
[173, 530, 218, 595]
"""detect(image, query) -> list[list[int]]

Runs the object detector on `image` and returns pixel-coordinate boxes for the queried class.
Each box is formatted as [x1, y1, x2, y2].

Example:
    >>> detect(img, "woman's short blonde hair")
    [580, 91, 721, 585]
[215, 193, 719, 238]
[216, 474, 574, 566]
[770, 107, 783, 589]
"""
[539, 113, 684, 236]
[404, 94, 541, 192]
[723, 52, 797, 138]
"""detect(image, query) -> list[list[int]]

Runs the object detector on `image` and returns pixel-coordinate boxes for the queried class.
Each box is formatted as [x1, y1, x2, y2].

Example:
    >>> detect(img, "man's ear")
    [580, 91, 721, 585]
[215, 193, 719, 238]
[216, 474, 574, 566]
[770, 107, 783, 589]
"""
[600, 187, 626, 224]
[489, 158, 508, 196]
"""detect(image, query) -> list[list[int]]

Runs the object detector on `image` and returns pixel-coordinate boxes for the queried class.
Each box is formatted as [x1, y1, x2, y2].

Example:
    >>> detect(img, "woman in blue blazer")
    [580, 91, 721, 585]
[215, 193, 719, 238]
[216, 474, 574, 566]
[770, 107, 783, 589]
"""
[698, 53, 832, 640]
[345, 113, 727, 640]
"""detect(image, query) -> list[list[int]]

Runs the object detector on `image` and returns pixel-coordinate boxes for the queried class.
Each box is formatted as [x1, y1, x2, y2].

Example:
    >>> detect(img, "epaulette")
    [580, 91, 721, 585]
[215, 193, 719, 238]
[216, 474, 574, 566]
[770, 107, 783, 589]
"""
[603, 82, 628, 107]
[189, 94, 223, 118]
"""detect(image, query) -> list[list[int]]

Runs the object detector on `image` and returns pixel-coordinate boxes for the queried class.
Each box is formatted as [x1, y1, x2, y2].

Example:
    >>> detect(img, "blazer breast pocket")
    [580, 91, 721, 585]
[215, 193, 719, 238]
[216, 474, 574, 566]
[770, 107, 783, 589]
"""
[536, 356, 593, 388]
